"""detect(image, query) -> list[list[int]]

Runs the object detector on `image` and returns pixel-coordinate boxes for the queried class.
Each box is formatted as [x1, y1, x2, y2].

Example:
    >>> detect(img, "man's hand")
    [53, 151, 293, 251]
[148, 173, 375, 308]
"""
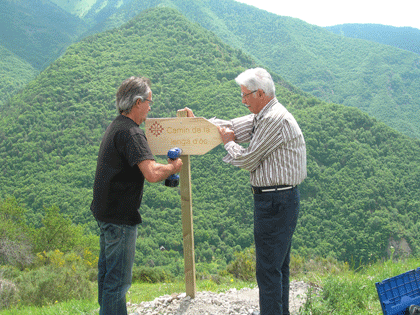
[177, 107, 195, 117]
[218, 126, 235, 145]
[168, 157, 183, 173]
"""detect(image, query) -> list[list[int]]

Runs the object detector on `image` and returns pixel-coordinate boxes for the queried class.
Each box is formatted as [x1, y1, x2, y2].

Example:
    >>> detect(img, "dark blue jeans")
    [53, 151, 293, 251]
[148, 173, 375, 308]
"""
[97, 220, 138, 315]
[253, 186, 300, 315]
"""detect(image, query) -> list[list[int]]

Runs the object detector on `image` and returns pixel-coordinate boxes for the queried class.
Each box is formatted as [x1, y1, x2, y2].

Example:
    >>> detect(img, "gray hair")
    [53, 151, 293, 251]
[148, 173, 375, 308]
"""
[235, 68, 275, 97]
[116, 76, 151, 114]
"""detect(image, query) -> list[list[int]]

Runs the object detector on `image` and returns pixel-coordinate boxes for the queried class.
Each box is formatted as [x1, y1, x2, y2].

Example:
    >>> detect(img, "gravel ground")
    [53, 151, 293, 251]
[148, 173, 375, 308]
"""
[128, 280, 317, 315]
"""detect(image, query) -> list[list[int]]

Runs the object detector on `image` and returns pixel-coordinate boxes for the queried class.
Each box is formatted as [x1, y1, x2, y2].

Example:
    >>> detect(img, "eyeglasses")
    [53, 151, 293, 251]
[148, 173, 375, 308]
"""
[241, 90, 258, 98]
[136, 97, 153, 105]
[144, 98, 154, 105]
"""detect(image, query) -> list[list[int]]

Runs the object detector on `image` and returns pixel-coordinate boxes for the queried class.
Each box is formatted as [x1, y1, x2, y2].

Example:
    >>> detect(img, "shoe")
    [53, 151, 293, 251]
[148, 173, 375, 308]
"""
[409, 305, 420, 315]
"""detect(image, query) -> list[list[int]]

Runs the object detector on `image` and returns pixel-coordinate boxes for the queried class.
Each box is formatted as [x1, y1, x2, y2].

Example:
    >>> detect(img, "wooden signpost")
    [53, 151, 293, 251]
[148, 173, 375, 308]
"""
[145, 115, 222, 155]
[145, 111, 222, 298]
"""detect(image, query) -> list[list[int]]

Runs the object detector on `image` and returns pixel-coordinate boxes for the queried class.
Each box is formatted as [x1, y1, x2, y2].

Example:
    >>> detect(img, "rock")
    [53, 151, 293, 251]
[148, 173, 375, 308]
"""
[127, 280, 317, 315]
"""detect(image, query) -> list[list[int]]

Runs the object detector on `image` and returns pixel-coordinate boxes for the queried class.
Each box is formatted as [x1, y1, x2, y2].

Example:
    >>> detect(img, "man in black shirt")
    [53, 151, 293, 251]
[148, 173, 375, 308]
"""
[91, 76, 182, 315]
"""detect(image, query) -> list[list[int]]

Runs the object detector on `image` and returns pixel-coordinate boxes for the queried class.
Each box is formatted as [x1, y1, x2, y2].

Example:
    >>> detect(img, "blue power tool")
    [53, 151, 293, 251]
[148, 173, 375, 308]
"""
[165, 147, 182, 187]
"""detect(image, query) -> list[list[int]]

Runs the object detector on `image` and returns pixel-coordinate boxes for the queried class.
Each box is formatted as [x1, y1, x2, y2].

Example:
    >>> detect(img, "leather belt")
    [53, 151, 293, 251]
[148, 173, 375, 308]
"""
[251, 185, 294, 194]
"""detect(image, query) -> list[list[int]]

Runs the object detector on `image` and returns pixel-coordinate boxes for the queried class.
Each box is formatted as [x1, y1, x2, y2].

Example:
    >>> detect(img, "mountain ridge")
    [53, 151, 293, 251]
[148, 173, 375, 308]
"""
[2, 0, 420, 141]
[0, 45, 38, 107]
[326, 23, 420, 55]
[72, 0, 420, 139]
[0, 0, 88, 69]
[1, 8, 420, 270]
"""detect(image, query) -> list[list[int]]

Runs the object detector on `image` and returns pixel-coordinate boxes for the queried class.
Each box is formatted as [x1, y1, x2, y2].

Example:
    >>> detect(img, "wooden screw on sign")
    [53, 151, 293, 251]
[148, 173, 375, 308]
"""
[145, 110, 222, 298]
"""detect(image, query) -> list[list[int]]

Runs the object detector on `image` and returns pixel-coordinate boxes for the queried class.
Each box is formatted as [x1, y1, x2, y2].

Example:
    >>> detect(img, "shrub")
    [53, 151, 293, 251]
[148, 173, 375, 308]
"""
[0, 277, 19, 310]
[132, 265, 174, 283]
[0, 197, 35, 269]
[225, 247, 256, 281]
[33, 205, 99, 255]
[19, 268, 94, 307]
[0, 237, 34, 268]
[0, 250, 97, 309]
[18, 265, 94, 306]
[0, 266, 22, 310]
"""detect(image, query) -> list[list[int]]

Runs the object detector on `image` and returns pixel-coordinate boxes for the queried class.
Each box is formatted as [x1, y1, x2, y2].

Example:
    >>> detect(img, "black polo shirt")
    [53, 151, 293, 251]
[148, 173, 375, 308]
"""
[91, 115, 154, 225]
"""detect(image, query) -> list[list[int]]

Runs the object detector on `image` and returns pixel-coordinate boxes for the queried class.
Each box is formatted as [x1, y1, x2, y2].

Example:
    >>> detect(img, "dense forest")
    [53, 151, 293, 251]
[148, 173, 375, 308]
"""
[92, 0, 420, 139]
[0, 46, 38, 107]
[1, 0, 420, 141]
[1, 8, 420, 277]
[326, 24, 420, 55]
[0, 0, 87, 108]
[0, 0, 87, 70]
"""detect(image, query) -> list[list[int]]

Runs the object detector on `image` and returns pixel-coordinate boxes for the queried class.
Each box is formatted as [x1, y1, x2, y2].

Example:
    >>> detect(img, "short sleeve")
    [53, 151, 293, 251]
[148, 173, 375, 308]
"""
[116, 127, 155, 167]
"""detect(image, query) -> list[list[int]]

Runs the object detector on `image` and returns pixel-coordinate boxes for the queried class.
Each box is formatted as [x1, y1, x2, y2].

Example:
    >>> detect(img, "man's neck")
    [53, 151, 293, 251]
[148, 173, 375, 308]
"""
[255, 96, 275, 114]
[122, 112, 140, 125]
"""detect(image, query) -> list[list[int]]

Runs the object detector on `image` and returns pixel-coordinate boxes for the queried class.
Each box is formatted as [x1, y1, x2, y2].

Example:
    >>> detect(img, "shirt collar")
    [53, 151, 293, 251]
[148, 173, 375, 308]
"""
[255, 97, 278, 122]
[120, 114, 139, 126]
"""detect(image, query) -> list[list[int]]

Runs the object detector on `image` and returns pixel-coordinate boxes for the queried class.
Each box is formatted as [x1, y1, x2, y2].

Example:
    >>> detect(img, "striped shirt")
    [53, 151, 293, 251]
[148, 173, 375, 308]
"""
[209, 98, 307, 187]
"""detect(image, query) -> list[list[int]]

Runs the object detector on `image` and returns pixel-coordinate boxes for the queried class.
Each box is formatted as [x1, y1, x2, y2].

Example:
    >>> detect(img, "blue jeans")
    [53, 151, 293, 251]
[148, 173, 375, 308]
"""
[253, 186, 300, 315]
[97, 220, 138, 315]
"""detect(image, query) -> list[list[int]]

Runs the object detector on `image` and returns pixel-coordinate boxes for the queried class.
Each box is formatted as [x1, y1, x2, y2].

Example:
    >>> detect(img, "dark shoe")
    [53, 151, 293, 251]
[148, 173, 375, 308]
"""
[409, 305, 420, 315]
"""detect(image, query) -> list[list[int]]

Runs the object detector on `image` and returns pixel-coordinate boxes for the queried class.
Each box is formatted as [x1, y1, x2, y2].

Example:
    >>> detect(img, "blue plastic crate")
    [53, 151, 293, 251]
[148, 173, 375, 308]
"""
[375, 268, 420, 315]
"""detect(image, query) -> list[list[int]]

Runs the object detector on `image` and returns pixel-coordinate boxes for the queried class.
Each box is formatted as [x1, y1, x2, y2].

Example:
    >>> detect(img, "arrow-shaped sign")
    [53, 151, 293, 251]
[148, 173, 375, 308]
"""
[145, 117, 222, 155]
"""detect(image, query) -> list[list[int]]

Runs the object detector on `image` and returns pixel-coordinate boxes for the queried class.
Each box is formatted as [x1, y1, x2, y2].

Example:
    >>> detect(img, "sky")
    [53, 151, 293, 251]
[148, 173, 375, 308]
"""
[235, 0, 420, 30]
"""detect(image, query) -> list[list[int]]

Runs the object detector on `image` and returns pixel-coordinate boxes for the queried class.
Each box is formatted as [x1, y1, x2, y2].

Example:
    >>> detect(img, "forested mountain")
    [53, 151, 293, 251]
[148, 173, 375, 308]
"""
[1, 8, 420, 274]
[0, 0, 88, 69]
[0, 45, 38, 107]
[0, 0, 89, 106]
[326, 24, 420, 55]
[2, 0, 420, 140]
[89, 0, 420, 139]
[48, 0, 136, 25]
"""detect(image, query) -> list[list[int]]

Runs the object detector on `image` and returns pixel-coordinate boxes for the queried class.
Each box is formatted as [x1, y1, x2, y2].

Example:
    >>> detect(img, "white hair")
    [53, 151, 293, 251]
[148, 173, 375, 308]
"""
[116, 76, 151, 114]
[235, 67, 275, 97]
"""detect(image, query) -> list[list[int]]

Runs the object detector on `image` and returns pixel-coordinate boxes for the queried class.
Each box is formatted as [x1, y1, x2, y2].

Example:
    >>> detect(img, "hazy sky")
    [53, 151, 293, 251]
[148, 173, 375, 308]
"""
[235, 0, 420, 30]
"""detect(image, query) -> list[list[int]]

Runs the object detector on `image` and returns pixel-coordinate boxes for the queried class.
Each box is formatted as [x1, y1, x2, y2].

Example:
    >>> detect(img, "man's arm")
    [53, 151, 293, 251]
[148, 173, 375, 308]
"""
[178, 107, 254, 143]
[138, 159, 183, 183]
[222, 115, 286, 173]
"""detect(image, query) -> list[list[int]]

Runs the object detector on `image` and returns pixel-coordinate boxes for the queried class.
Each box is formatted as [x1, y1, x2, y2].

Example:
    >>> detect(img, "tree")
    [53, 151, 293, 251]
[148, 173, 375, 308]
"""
[0, 198, 34, 268]
[33, 205, 98, 255]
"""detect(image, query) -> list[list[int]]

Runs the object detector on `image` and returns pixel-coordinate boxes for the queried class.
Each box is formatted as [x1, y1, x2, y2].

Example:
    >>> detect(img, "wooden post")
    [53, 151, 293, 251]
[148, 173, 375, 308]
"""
[145, 111, 222, 298]
[177, 110, 196, 298]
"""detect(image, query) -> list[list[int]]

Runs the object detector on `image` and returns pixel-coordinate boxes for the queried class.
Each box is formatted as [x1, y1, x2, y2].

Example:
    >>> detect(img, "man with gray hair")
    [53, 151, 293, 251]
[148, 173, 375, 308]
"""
[181, 67, 306, 315]
[91, 76, 183, 315]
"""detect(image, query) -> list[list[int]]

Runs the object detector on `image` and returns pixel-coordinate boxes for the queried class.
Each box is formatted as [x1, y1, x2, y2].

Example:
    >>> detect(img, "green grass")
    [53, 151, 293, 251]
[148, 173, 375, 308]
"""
[0, 277, 257, 315]
[299, 256, 420, 314]
[0, 300, 99, 315]
[1, 257, 419, 315]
